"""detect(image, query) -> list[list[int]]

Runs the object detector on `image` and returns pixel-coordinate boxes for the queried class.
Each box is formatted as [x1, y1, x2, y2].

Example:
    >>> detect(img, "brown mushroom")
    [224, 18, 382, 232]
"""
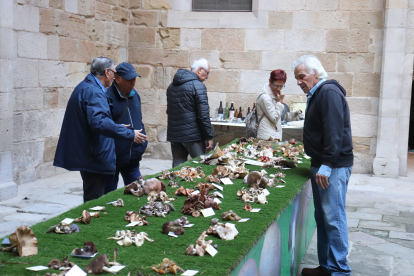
[173, 227, 185, 235]
[47, 259, 61, 270]
[84, 254, 108, 275]
[195, 244, 205, 257]
[71, 241, 97, 257]
[245, 171, 262, 189]
[90, 212, 100, 218]
[73, 210, 91, 224]
[162, 221, 174, 234]
[185, 244, 194, 255]
[8, 225, 38, 257]
[244, 204, 252, 211]
[143, 178, 166, 195]
[192, 211, 201, 218]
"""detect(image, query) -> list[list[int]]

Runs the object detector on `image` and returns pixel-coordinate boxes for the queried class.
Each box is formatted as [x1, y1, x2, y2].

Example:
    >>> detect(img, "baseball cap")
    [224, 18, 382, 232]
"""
[115, 62, 141, 80]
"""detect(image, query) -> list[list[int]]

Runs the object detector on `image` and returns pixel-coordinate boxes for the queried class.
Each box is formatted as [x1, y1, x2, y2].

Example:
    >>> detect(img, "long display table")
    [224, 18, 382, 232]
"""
[0, 139, 315, 276]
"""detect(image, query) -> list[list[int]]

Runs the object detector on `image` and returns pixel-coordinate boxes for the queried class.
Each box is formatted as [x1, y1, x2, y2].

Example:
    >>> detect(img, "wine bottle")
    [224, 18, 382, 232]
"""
[224, 102, 229, 119]
[235, 108, 239, 119]
[218, 101, 223, 119]
[229, 102, 235, 119]
[238, 106, 243, 118]
[252, 103, 256, 111]
[247, 107, 251, 116]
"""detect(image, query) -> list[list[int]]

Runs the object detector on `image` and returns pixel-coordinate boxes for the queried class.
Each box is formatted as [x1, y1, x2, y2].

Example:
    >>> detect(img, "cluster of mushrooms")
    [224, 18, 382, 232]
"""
[108, 230, 153, 247]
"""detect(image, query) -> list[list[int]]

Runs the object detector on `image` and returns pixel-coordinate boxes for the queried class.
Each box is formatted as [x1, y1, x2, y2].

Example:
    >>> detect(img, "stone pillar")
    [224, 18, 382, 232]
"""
[0, 0, 17, 200]
[373, 0, 409, 177]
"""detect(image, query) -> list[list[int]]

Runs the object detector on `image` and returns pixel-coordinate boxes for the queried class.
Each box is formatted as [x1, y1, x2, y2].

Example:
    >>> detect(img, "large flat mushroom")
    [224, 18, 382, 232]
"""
[8, 225, 38, 257]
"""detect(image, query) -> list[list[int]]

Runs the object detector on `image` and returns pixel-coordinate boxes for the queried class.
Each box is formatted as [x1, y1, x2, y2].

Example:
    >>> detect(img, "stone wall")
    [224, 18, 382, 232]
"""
[130, 0, 386, 174]
[10, 0, 130, 184]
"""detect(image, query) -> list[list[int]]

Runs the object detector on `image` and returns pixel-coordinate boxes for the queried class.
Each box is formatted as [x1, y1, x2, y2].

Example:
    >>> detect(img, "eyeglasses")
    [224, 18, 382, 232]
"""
[201, 67, 210, 76]
[107, 68, 116, 74]
[271, 83, 285, 89]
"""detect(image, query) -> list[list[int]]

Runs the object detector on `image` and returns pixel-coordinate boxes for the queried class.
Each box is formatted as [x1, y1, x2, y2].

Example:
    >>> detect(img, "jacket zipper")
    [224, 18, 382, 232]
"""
[127, 102, 133, 164]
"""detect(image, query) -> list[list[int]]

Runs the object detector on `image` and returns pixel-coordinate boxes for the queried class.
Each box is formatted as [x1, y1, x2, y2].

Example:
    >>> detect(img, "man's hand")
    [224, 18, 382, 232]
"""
[315, 173, 329, 189]
[121, 124, 131, 128]
[206, 139, 213, 152]
[134, 129, 147, 143]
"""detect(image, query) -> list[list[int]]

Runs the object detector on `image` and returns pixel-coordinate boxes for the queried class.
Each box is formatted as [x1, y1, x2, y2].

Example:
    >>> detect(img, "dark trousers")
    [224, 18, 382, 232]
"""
[171, 141, 206, 168]
[80, 171, 107, 203]
[104, 163, 141, 194]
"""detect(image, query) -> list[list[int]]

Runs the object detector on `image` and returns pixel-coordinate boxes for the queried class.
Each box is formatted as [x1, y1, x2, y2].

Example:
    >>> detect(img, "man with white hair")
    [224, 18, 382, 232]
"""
[293, 55, 354, 276]
[166, 58, 213, 167]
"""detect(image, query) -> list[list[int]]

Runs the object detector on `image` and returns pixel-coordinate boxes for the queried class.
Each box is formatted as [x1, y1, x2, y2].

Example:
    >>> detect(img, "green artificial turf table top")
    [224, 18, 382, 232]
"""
[0, 139, 311, 276]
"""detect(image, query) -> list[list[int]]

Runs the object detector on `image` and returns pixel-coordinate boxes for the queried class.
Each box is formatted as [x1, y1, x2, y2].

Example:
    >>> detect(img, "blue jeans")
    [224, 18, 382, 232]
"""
[310, 166, 352, 276]
[104, 163, 141, 194]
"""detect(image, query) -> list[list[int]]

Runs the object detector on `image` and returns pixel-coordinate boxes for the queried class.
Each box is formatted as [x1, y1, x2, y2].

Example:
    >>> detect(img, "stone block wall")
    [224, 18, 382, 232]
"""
[10, 0, 132, 184]
[129, 0, 386, 174]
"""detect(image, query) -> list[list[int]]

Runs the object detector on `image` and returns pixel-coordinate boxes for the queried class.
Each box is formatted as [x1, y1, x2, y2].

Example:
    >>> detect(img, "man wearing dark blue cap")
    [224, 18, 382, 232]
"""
[104, 62, 148, 193]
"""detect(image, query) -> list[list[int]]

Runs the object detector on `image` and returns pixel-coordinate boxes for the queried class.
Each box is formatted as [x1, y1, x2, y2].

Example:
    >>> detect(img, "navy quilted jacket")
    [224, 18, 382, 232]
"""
[166, 69, 213, 142]
[106, 83, 147, 168]
[54, 74, 135, 174]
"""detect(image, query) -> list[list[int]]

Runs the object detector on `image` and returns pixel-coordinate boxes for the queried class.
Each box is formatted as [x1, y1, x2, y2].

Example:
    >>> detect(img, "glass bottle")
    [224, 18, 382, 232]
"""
[229, 102, 235, 119]
[235, 108, 239, 119]
[224, 102, 229, 119]
[238, 106, 243, 118]
[218, 101, 223, 119]
[247, 107, 251, 116]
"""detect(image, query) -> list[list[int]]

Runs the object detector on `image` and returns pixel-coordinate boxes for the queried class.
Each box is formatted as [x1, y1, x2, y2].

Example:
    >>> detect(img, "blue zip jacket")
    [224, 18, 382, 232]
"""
[53, 74, 135, 174]
[106, 82, 148, 167]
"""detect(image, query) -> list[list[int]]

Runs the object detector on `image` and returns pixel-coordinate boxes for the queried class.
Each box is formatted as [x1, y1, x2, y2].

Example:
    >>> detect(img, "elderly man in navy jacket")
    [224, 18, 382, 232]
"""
[293, 55, 354, 276]
[104, 63, 148, 193]
[54, 57, 146, 202]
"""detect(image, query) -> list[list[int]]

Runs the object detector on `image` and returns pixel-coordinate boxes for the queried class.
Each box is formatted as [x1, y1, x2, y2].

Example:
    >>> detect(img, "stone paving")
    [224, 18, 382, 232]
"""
[1, 156, 414, 275]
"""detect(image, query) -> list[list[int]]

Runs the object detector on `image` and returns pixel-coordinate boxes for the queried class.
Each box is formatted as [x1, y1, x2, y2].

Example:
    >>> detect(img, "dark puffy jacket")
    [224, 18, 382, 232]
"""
[106, 83, 147, 168]
[54, 74, 135, 174]
[304, 79, 354, 168]
[166, 69, 213, 142]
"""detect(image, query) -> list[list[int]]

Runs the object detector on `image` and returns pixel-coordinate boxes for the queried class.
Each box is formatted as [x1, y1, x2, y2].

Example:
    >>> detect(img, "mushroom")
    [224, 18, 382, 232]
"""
[143, 178, 166, 195]
[84, 254, 108, 275]
[73, 210, 91, 224]
[192, 211, 200, 217]
[221, 210, 241, 221]
[244, 204, 252, 211]
[216, 223, 239, 240]
[162, 221, 174, 234]
[112, 198, 124, 207]
[89, 212, 100, 218]
[185, 244, 195, 255]
[5, 225, 38, 257]
[47, 259, 61, 270]
[259, 175, 269, 188]
[244, 171, 262, 189]
[174, 227, 185, 235]
[195, 244, 205, 256]
[71, 241, 97, 256]
[210, 218, 219, 225]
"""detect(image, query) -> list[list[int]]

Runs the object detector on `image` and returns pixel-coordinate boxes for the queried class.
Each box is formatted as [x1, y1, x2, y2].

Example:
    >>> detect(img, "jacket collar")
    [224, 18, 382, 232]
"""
[262, 83, 278, 101]
[113, 83, 135, 99]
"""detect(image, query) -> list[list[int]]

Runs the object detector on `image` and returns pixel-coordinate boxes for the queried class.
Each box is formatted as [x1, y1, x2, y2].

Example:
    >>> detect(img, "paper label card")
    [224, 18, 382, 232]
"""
[251, 208, 261, 212]
[270, 174, 275, 178]
[61, 218, 74, 225]
[298, 161, 303, 164]
[262, 189, 270, 196]
[168, 232, 178, 238]
[26, 266, 49, 271]
[183, 224, 194, 228]
[201, 208, 215, 217]
[238, 218, 250, 222]
[192, 161, 199, 163]
[280, 179, 286, 183]
[106, 266, 125, 273]
[214, 191, 224, 198]
[89, 206, 105, 211]
[214, 198, 222, 204]
[212, 184, 223, 191]
[276, 185, 285, 188]
[107, 201, 117, 204]
[2, 238, 10, 245]
[65, 265, 87, 276]
[182, 270, 199, 276]
[220, 178, 233, 185]
[282, 167, 291, 170]
[126, 221, 141, 227]
[205, 245, 218, 257]
[225, 223, 236, 228]
[303, 154, 311, 159]
[191, 190, 200, 195]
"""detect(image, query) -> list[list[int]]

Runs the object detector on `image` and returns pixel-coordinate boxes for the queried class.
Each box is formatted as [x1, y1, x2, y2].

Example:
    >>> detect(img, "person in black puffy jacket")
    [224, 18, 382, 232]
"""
[54, 57, 145, 202]
[167, 58, 214, 167]
[104, 62, 148, 193]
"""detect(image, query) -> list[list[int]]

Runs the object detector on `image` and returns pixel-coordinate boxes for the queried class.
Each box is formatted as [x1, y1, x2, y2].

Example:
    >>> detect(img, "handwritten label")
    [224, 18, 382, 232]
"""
[201, 208, 215, 217]
[183, 224, 194, 228]
[214, 198, 222, 204]
[89, 206, 105, 211]
[205, 245, 218, 257]
[280, 179, 286, 183]
[168, 232, 178, 238]
[65, 265, 87, 276]
[225, 223, 236, 228]
[212, 184, 223, 191]
[251, 208, 261, 213]
[192, 161, 199, 163]
[182, 270, 199, 276]
[106, 266, 125, 273]
[220, 178, 233, 185]
[262, 189, 270, 196]
[107, 201, 117, 204]
[126, 221, 141, 227]
[61, 218, 74, 225]
[214, 191, 224, 198]
[238, 218, 250, 222]
[26, 266, 49, 272]
[276, 185, 285, 188]
[282, 167, 291, 170]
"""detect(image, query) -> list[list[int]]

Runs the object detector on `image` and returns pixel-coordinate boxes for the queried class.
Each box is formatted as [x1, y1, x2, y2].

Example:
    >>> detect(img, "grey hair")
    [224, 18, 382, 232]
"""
[90, 57, 115, 77]
[292, 55, 328, 79]
[191, 58, 209, 71]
